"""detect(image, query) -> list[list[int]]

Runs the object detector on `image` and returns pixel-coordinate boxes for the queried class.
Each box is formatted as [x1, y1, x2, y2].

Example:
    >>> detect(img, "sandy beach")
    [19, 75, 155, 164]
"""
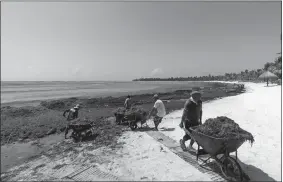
[2, 2, 281, 181]
[1, 82, 281, 181]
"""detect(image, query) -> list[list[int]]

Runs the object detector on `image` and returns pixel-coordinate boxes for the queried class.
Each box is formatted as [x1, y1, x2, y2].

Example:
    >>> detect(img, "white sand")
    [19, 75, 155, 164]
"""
[3, 82, 281, 181]
[153, 82, 281, 181]
[104, 131, 212, 181]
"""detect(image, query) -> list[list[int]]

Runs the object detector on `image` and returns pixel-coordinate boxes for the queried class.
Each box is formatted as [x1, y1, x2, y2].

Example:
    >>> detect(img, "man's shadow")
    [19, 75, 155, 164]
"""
[159, 127, 175, 132]
[132, 126, 175, 132]
[229, 155, 276, 181]
[195, 153, 276, 181]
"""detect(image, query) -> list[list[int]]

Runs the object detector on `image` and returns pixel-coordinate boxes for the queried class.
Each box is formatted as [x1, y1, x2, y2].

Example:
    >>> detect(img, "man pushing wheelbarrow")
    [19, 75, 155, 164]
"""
[178, 91, 254, 181]
[179, 91, 202, 152]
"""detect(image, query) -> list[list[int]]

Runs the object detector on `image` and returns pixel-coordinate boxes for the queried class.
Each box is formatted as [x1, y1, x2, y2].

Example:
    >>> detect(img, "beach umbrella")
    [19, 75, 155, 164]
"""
[258, 71, 278, 86]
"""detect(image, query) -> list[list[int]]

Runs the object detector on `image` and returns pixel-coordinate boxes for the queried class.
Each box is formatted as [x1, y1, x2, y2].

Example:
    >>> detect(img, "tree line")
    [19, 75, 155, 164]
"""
[133, 55, 282, 82]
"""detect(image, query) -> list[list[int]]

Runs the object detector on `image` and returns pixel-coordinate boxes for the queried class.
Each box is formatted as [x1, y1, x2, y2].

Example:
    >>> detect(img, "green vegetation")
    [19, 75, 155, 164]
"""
[133, 55, 282, 82]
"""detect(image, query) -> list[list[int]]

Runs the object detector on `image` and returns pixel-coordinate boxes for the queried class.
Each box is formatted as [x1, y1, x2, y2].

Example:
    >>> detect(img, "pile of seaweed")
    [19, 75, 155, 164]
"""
[195, 116, 255, 144]
[113, 106, 148, 120]
[114, 107, 126, 115]
[125, 106, 147, 117]
[69, 118, 94, 126]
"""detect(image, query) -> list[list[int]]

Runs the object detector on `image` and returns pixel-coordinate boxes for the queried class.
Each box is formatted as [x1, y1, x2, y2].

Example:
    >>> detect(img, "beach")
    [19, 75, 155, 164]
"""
[1, 81, 242, 145]
[2, 1, 281, 181]
[0, 81, 244, 175]
[1, 82, 281, 181]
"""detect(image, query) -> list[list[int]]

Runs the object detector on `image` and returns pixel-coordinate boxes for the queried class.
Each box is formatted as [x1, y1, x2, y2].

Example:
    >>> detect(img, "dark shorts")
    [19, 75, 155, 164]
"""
[153, 116, 163, 126]
[184, 121, 199, 131]
[183, 121, 199, 141]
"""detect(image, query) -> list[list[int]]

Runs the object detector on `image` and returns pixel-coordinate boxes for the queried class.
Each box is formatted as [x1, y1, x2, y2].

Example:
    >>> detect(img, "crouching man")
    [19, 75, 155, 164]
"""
[179, 91, 202, 151]
[63, 104, 80, 138]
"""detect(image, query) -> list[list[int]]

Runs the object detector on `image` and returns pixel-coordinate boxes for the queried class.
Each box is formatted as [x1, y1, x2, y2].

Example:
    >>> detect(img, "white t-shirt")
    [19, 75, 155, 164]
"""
[154, 99, 166, 117]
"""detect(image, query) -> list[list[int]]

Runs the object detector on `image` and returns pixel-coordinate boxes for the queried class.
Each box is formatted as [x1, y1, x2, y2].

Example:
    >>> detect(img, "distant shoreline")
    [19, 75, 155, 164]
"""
[1, 81, 245, 146]
[1, 81, 238, 108]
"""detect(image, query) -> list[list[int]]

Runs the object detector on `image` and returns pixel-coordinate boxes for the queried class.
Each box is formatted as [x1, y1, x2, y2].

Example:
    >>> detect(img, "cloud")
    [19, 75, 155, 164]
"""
[72, 67, 81, 75]
[150, 68, 163, 77]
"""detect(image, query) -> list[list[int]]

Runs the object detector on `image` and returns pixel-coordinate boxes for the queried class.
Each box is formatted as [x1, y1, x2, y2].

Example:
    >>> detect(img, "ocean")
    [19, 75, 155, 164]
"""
[1, 81, 211, 107]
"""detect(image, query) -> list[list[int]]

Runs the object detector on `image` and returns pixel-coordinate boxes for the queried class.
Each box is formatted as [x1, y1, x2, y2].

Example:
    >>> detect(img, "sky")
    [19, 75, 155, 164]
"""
[1, 2, 281, 81]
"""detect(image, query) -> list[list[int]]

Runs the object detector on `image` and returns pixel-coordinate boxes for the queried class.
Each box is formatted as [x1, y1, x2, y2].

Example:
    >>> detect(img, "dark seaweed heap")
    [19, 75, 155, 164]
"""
[113, 106, 148, 121]
[195, 116, 255, 144]
[114, 107, 126, 115]
[125, 106, 147, 117]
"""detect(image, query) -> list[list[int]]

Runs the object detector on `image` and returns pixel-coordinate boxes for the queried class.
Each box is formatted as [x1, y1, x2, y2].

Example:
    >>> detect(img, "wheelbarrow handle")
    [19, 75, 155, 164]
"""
[183, 127, 193, 138]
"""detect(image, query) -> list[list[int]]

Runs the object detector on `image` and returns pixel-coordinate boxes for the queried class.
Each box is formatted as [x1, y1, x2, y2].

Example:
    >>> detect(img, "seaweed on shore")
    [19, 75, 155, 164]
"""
[195, 116, 255, 144]
[113, 106, 147, 117]
[113, 106, 148, 122]
[1, 106, 47, 118]
[113, 107, 126, 115]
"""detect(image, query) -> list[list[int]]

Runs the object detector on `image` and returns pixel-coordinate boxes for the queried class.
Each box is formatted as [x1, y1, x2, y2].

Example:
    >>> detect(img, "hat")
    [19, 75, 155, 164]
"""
[153, 94, 159, 98]
[191, 91, 201, 96]
[74, 104, 80, 109]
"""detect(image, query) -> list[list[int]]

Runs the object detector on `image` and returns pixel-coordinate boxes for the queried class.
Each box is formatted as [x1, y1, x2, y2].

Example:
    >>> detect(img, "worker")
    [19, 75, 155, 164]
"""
[63, 104, 80, 138]
[148, 94, 166, 131]
[179, 91, 203, 151]
[63, 104, 80, 121]
[124, 95, 132, 110]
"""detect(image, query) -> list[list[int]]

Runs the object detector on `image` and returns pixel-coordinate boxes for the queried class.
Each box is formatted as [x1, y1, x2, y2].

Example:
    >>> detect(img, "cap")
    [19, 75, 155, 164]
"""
[191, 91, 201, 96]
[74, 104, 80, 109]
[153, 94, 159, 98]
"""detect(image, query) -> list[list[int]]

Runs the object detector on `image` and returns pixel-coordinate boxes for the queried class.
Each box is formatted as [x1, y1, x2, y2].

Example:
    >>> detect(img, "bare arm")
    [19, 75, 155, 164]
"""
[63, 109, 70, 117]
[181, 108, 188, 123]
[200, 110, 203, 124]
[180, 101, 189, 128]
[199, 102, 203, 124]
[148, 107, 157, 118]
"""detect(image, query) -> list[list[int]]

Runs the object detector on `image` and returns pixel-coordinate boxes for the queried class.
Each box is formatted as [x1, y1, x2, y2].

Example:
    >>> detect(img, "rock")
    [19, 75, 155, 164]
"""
[47, 128, 57, 135]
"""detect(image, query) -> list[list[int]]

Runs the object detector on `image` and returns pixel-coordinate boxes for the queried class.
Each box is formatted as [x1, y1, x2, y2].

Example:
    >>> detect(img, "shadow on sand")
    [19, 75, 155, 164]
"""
[159, 127, 175, 132]
[182, 151, 276, 181]
[133, 127, 156, 132]
[264, 85, 279, 88]
[229, 155, 276, 181]
[131, 126, 176, 132]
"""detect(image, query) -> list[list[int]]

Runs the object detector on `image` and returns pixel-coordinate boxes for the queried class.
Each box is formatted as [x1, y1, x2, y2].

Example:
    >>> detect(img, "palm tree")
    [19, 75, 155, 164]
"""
[264, 62, 272, 71]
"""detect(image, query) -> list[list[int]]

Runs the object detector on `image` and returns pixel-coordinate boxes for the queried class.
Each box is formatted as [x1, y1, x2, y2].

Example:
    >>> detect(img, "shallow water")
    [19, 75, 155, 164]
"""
[1, 81, 220, 106]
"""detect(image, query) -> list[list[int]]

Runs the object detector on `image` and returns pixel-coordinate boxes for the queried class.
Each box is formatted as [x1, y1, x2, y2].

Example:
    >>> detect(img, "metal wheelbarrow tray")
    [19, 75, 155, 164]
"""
[186, 126, 250, 182]
[115, 112, 147, 131]
[68, 121, 94, 142]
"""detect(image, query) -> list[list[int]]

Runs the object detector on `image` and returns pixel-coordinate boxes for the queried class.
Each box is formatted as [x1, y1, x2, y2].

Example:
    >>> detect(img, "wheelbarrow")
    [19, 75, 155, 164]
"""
[114, 112, 148, 131]
[184, 126, 250, 182]
[66, 121, 94, 142]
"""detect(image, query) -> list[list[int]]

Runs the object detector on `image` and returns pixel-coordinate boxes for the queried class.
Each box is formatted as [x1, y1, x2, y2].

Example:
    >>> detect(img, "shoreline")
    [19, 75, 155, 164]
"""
[1, 81, 243, 108]
[1, 82, 245, 146]
[1, 82, 245, 175]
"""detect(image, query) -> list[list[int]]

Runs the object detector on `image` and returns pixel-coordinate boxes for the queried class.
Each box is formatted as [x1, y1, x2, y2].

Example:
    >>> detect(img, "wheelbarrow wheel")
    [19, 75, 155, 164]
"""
[129, 121, 137, 131]
[219, 156, 243, 182]
[72, 131, 82, 143]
